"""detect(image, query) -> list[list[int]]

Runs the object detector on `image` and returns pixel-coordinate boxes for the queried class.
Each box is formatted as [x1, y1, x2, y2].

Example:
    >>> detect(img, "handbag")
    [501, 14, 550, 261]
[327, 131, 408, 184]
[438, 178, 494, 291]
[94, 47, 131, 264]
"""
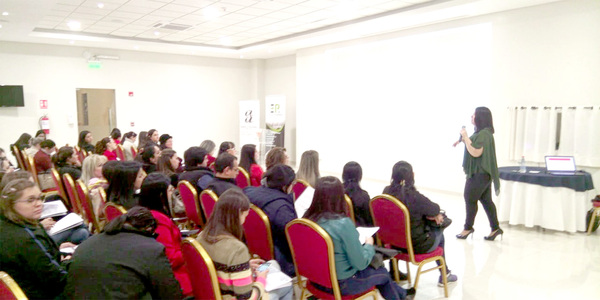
[427, 209, 452, 230]
[369, 246, 399, 269]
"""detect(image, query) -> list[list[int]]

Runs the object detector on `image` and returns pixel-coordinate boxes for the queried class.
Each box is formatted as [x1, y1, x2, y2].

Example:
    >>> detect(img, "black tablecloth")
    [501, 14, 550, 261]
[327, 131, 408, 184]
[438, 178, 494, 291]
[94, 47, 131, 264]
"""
[498, 166, 594, 192]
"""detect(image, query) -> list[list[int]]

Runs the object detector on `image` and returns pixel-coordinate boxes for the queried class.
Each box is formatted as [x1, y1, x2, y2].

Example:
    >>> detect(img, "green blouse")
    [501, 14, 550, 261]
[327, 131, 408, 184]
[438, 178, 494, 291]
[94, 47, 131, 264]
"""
[462, 127, 500, 195]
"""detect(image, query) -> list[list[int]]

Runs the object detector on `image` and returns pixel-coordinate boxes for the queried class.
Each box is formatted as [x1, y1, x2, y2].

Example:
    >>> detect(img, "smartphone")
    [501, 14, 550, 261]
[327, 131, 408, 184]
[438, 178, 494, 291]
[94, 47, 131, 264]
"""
[257, 262, 271, 272]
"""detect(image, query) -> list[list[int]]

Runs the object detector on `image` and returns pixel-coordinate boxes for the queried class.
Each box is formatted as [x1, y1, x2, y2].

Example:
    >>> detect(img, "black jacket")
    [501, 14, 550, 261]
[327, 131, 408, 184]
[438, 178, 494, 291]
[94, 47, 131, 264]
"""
[206, 177, 239, 196]
[0, 216, 67, 299]
[58, 165, 82, 181]
[178, 166, 213, 191]
[65, 230, 182, 299]
[243, 186, 297, 276]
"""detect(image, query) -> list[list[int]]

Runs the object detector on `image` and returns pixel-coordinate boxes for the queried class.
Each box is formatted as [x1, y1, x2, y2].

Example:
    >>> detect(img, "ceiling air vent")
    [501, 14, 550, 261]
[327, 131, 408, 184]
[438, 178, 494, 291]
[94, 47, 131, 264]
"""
[152, 22, 193, 31]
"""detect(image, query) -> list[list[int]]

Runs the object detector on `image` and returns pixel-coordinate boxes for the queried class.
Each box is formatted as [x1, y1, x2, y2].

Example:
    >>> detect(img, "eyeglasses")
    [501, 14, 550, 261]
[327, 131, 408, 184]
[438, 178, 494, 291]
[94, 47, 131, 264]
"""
[15, 197, 45, 205]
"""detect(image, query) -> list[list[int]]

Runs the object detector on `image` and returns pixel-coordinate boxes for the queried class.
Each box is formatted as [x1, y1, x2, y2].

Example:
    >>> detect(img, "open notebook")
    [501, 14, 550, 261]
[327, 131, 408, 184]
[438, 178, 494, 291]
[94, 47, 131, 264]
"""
[48, 213, 84, 236]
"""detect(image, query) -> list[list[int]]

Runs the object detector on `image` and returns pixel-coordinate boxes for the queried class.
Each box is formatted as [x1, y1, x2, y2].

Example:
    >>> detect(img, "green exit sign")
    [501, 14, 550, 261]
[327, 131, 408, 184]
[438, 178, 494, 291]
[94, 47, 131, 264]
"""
[88, 61, 102, 69]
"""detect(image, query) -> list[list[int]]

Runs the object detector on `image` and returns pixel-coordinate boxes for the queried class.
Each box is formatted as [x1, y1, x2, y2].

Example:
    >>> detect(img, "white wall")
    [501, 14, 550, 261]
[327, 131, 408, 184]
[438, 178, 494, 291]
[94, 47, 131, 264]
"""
[296, 0, 600, 193]
[0, 42, 252, 159]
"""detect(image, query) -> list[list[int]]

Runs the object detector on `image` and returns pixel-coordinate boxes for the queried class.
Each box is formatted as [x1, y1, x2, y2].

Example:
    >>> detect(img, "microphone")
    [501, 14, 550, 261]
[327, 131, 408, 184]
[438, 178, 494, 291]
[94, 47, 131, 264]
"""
[458, 126, 466, 143]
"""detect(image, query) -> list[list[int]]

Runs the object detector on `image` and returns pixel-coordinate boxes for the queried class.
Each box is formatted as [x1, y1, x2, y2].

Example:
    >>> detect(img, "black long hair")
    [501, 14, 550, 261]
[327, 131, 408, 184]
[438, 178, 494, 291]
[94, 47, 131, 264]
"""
[303, 176, 348, 222]
[474, 106, 494, 134]
[52, 146, 76, 168]
[239, 144, 257, 172]
[218, 141, 235, 156]
[139, 172, 172, 217]
[105, 161, 142, 207]
[78, 131, 91, 148]
[342, 161, 363, 197]
[387, 161, 417, 201]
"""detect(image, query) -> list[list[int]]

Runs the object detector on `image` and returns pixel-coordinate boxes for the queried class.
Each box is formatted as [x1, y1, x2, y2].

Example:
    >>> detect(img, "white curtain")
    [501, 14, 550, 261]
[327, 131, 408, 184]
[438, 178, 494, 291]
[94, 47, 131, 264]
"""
[563, 107, 600, 166]
[508, 107, 557, 163]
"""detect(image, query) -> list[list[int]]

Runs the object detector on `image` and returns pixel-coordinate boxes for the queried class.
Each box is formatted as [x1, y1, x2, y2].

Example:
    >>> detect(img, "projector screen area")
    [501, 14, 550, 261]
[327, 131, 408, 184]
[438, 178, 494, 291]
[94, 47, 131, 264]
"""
[297, 23, 493, 193]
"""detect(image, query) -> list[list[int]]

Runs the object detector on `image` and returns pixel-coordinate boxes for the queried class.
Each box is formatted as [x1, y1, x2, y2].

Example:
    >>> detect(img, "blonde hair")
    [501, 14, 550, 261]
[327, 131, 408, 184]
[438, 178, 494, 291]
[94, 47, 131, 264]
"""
[0, 179, 38, 226]
[81, 154, 108, 185]
[296, 150, 320, 187]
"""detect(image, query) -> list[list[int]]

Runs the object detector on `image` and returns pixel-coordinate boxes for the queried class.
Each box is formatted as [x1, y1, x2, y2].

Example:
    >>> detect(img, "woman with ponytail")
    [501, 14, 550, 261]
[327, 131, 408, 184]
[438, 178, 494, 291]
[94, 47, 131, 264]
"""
[383, 161, 457, 287]
[342, 161, 372, 227]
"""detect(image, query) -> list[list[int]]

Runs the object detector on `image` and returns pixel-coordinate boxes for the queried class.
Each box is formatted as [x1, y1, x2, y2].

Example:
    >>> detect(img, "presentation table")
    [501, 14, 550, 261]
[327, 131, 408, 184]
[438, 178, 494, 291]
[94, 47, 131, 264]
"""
[497, 166, 596, 233]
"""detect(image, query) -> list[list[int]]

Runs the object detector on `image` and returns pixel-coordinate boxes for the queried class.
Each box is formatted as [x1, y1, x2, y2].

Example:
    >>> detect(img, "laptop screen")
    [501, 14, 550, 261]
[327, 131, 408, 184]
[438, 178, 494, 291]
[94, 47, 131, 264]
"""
[545, 156, 576, 172]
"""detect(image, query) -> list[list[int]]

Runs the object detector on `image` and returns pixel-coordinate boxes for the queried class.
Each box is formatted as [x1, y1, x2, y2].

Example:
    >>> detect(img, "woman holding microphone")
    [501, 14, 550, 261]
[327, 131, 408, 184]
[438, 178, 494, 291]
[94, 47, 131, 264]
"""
[455, 107, 503, 241]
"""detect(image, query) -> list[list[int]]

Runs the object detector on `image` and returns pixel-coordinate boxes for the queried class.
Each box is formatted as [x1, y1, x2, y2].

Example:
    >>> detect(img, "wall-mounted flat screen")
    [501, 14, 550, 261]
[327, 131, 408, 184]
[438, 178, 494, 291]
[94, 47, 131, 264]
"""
[0, 85, 25, 107]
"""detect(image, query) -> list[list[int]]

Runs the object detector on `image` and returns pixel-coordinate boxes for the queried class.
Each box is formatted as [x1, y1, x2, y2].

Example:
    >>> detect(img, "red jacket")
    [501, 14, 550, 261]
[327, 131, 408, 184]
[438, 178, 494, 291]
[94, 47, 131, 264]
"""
[150, 211, 192, 296]
[34, 150, 53, 173]
[249, 164, 264, 187]
[103, 150, 118, 161]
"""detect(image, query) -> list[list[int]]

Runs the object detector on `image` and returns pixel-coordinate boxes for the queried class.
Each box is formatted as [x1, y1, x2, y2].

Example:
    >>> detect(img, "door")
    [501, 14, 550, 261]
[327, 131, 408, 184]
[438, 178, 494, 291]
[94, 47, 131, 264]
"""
[76, 88, 116, 146]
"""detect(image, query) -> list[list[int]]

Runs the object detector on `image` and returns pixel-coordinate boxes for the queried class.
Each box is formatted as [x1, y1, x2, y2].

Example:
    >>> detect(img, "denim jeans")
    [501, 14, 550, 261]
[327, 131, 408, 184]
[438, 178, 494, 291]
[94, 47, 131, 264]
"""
[336, 266, 407, 300]
[51, 224, 90, 245]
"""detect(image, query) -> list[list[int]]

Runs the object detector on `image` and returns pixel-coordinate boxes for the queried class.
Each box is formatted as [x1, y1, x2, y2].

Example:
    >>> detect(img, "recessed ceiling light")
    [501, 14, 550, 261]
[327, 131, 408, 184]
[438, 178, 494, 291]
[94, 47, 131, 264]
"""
[69, 40, 75, 44]
[202, 6, 224, 20]
[67, 20, 81, 30]
[2, 12, 8, 16]
[0, 24, 3, 29]
[153, 31, 160, 36]
[133, 45, 139, 50]
[239, 55, 244, 59]
[219, 36, 232, 45]
[97, 3, 104, 9]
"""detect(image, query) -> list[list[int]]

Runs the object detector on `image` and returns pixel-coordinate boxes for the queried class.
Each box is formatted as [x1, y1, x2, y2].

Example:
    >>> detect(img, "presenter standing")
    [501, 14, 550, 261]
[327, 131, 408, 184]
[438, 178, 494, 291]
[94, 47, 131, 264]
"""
[455, 107, 503, 241]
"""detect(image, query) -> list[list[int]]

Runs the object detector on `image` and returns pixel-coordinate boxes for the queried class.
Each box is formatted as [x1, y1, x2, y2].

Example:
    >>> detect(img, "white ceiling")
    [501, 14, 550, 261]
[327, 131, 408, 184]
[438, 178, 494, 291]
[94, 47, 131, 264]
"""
[0, 0, 562, 59]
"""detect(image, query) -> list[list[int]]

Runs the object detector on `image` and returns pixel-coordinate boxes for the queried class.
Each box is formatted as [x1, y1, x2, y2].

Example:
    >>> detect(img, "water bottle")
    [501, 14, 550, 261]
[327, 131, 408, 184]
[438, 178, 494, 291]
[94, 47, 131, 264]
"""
[519, 156, 526, 173]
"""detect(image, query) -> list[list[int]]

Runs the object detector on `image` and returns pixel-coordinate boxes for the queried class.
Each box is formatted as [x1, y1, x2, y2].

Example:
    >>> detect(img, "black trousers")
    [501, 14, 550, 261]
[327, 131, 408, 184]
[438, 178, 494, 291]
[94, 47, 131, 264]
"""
[463, 173, 500, 231]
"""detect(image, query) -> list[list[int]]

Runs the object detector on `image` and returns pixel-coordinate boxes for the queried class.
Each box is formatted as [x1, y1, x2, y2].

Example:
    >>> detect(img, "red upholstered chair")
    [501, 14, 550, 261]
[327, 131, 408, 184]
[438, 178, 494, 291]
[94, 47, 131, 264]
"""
[75, 179, 101, 233]
[370, 194, 448, 296]
[130, 146, 137, 159]
[292, 179, 310, 201]
[178, 181, 204, 229]
[344, 194, 356, 224]
[27, 155, 57, 193]
[243, 204, 275, 260]
[200, 189, 219, 221]
[11, 145, 25, 170]
[62, 173, 83, 215]
[0, 271, 27, 300]
[236, 167, 251, 189]
[115, 144, 125, 161]
[104, 202, 127, 222]
[285, 218, 378, 300]
[20, 150, 30, 173]
[50, 168, 71, 210]
[181, 237, 222, 300]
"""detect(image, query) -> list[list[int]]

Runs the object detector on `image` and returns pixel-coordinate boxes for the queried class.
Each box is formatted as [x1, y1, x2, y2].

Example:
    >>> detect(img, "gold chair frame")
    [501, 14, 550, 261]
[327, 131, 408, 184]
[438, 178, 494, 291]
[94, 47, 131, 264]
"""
[286, 218, 378, 300]
[181, 237, 222, 299]
[199, 189, 219, 221]
[344, 194, 356, 224]
[237, 167, 251, 187]
[0, 271, 27, 300]
[245, 204, 275, 260]
[75, 180, 101, 233]
[178, 181, 204, 228]
[370, 194, 448, 297]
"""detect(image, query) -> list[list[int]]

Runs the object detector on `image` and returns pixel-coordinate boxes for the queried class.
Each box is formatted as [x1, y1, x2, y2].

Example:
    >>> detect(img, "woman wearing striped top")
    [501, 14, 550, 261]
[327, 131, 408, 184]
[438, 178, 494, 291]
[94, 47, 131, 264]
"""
[197, 189, 267, 300]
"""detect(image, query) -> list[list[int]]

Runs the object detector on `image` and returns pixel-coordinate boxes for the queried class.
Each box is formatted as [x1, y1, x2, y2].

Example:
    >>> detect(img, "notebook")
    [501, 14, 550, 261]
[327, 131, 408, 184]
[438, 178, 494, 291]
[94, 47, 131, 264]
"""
[545, 156, 577, 175]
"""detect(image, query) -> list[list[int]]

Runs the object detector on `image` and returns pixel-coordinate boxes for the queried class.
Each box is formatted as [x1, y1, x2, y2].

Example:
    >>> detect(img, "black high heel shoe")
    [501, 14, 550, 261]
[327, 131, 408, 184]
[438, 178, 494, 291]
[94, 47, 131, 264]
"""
[484, 228, 504, 241]
[456, 229, 474, 239]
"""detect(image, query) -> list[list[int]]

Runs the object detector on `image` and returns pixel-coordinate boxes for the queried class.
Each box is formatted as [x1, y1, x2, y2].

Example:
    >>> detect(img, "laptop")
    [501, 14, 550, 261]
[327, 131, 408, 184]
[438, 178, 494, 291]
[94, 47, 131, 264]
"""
[545, 156, 577, 175]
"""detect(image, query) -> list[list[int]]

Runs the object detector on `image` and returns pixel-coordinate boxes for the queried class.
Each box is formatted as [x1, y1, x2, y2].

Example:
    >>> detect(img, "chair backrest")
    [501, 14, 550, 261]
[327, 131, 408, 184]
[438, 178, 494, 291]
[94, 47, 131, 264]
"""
[20, 151, 30, 172]
[26, 155, 42, 188]
[50, 168, 70, 208]
[286, 218, 341, 298]
[62, 173, 83, 215]
[178, 181, 204, 228]
[75, 179, 101, 233]
[75, 146, 86, 163]
[130, 146, 137, 159]
[292, 179, 310, 200]
[104, 202, 127, 222]
[115, 145, 125, 161]
[181, 237, 222, 300]
[344, 194, 356, 224]
[243, 205, 275, 260]
[370, 194, 414, 258]
[11, 145, 25, 170]
[0, 271, 27, 300]
[200, 189, 219, 221]
[235, 167, 251, 189]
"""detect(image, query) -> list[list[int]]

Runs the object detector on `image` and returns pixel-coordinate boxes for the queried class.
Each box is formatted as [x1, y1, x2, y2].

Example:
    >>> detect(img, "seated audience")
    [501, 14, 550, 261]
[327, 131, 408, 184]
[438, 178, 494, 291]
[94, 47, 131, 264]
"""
[110, 128, 121, 145]
[77, 130, 95, 153]
[178, 147, 212, 191]
[159, 134, 173, 150]
[244, 164, 297, 276]
[199, 139, 216, 167]
[304, 176, 414, 300]
[198, 189, 292, 300]
[148, 129, 160, 145]
[0, 148, 15, 174]
[265, 147, 289, 171]
[65, 206, 182, 299]
[11, 133, 32, 158]
[139, 173, 191, 296]
[157, 149, 180, 187]
[24, 137, 43, 157]
[35, 129, 46, 140]
[203, 153, 240, 196]
[218, 141, 236, 156]
[137, 130, 149, 151]
[383, 161, 457, 286]
[105, 161, 146, 209]
[34, 139, 56, 173]
[95, 137, 118, 161]
[296, 150, 320, 187]
[121, 131, 137, 161]
[239, 144, 263, 187]
[81, 154, 108, 189]
[138, 144, 161, 173]
[342, 161, 373, 227]
[0, 179, 72, 299]
[53, 146, 82, 180]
